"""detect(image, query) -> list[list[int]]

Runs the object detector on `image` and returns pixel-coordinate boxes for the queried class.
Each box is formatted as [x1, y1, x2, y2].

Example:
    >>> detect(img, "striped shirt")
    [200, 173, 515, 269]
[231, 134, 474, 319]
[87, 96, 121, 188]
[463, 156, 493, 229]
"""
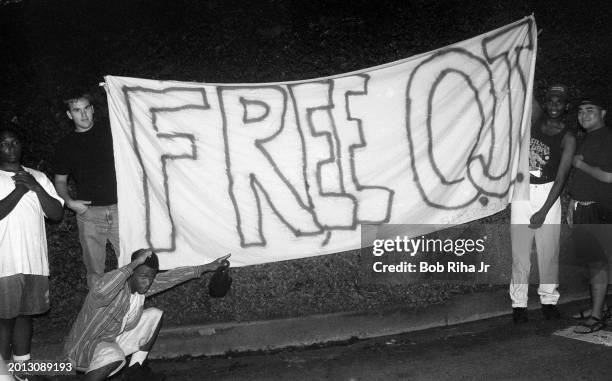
[63, 264, 204, 369]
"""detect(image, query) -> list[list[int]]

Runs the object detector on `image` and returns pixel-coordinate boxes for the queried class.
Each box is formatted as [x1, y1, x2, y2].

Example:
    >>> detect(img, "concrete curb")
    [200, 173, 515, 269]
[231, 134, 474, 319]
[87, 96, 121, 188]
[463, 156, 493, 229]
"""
[150, 289, 590, 359]
[33, 289, 591, 361]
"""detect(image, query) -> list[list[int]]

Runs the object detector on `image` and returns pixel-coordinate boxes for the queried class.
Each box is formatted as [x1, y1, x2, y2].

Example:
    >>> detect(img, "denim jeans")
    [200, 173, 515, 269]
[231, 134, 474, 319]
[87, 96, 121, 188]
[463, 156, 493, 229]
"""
[76, 204, 120, 289]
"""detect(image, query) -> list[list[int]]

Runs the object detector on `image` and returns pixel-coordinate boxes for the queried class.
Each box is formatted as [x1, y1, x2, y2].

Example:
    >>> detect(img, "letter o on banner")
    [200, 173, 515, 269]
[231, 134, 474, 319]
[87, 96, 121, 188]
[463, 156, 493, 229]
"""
[406, 48, 496, 210]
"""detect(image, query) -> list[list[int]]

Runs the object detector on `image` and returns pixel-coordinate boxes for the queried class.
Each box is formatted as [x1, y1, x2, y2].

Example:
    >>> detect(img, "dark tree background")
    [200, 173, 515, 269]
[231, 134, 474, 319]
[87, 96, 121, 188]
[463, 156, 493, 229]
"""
[0, 0, 611, 337]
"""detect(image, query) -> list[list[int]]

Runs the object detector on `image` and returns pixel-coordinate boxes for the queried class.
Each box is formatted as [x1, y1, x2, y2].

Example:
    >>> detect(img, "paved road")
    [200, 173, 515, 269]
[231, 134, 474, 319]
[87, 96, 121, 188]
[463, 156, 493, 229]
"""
[151, 309, 612, 381]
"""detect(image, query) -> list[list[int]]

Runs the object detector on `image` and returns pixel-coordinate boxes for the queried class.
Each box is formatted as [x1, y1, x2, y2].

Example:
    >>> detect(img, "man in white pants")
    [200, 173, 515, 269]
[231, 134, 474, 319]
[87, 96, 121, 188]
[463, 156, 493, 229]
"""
[510, 84, 576, 323]
[63, 249, 230, 380]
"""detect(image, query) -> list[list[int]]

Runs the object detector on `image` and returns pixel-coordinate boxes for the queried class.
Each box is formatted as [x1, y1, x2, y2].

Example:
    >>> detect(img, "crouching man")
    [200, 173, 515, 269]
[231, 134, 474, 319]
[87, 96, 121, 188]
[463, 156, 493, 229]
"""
[62, 249, 230, 380]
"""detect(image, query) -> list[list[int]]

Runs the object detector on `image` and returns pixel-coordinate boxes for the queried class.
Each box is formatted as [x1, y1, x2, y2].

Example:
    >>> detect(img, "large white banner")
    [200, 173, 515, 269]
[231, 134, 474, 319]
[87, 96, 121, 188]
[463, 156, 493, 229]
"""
[105, 17, 535, 269]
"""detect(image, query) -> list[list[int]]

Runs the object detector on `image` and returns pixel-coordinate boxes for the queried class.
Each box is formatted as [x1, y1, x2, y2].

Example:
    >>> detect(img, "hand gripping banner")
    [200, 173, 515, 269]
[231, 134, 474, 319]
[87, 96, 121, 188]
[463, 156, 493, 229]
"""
[105, 16, 535, 269]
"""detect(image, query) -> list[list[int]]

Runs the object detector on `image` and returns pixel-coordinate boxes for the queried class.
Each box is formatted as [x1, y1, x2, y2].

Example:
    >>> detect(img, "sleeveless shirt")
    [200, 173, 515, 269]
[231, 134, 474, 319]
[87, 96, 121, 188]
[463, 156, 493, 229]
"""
[529, 124, 568, 184]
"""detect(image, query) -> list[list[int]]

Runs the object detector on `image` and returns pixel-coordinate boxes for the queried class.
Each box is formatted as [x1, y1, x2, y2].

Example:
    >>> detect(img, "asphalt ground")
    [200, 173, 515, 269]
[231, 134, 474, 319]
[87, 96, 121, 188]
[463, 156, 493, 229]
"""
[9, 295, 612, 381]
[149, 299, 612, 381]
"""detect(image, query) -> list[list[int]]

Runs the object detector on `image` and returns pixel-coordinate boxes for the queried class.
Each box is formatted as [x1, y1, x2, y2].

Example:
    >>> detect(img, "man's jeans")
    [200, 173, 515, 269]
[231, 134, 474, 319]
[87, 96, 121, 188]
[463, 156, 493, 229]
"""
[76, 204, 120, 289]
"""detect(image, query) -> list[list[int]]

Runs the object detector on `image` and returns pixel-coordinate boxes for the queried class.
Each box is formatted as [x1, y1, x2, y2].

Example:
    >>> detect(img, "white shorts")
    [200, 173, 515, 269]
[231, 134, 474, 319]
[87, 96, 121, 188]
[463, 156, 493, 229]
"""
[85, 307, 163, 376]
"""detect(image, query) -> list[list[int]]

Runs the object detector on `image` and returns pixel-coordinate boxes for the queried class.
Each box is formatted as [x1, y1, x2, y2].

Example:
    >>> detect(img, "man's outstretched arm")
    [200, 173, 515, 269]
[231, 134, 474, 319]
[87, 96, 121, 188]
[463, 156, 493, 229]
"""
[146, 254, 231, 297]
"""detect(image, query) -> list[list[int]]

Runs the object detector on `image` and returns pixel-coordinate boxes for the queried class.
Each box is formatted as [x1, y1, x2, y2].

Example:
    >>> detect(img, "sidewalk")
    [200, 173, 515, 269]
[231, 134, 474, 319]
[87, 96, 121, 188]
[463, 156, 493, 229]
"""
[32, 287, 591, 360]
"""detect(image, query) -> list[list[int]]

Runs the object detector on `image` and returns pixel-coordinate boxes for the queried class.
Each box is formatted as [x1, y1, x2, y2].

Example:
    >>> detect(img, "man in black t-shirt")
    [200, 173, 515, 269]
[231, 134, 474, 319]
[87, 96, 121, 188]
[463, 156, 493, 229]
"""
[54, 89, 120, 289]
[567, 96, 611, 334]
[510, 84, 576, 324]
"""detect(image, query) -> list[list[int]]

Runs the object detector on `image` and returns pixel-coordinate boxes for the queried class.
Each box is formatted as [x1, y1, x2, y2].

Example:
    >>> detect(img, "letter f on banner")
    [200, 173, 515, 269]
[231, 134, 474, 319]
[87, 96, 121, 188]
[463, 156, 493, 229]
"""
[123, 86, 210, 251]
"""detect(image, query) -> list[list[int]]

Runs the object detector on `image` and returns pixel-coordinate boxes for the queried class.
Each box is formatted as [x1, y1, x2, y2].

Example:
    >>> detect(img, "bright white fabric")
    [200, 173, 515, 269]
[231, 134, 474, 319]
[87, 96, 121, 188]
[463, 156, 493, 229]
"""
[509, 182, 561, 307]
[0, 168, 64, 277]
[86, 307, 162, 376]
[105, 17, 536, 269]
[120, 292, 145, 332]
[11, 354, 30, 362]
[128, 351, 148, 366]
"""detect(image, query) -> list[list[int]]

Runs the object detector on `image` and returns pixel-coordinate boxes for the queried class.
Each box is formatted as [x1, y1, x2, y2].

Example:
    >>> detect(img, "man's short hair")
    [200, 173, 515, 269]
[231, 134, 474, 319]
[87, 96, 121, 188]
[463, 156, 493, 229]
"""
[579, 95, 606, 110]
[130, 249, 159, 271]
[62, 88, 93, 110]
[0, 128, 21, 141]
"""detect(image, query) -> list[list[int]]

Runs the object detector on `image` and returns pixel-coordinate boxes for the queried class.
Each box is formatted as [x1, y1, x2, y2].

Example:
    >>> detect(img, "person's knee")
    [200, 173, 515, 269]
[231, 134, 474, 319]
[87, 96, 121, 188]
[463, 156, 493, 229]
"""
[14, 315, 32, 324]
[0, 318, 15, 330]
[589, 261, 609, 274]
[146, 307, 164, 321]
[84, 360, 124, 381]
[141, 307, 164, 334]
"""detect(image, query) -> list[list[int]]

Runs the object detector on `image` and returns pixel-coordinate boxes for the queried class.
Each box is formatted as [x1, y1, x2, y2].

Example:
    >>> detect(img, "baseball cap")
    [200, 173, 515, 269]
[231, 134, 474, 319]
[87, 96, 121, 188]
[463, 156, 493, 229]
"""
[578, 95, 606, 109]
[545, 84, 569, 100]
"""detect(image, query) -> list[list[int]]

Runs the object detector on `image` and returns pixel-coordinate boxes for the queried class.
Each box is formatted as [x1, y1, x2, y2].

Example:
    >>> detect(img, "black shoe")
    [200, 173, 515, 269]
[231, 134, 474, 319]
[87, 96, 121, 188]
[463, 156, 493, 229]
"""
[121, 363, 166, 381]
[13, 373, 51, 381]
[541, 304, 561, 320]
[512, 307, 528, 324]
[14, 375, 53, 381]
